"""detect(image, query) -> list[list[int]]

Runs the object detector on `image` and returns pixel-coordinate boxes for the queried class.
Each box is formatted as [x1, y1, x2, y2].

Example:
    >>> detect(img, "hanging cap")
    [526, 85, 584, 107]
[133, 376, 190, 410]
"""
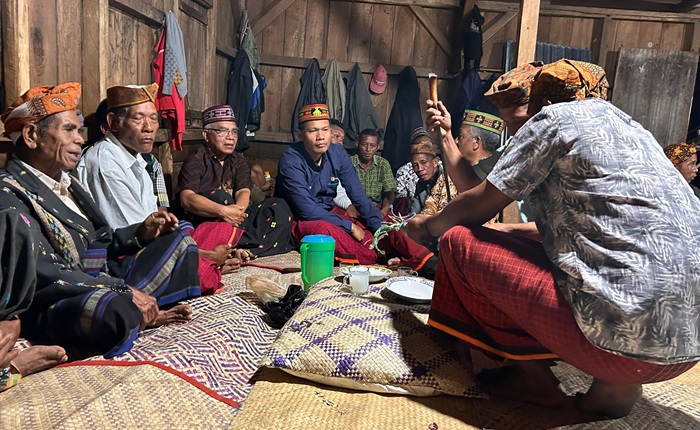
[370, 64, 387, 95]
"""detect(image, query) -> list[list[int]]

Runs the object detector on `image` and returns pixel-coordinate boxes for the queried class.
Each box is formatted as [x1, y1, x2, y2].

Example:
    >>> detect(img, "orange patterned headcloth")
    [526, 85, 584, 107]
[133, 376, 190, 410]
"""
[664, 142, 697, 165]
[106, 83, 158, 110]
[531, 59, 609, 103]
[298, 103, 330, 123]
[484, 62, 543, 108]
[1, 82, 82, 142]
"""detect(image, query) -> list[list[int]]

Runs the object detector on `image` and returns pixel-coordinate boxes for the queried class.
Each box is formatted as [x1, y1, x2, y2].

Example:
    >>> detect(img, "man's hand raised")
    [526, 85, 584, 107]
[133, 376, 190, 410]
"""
[136, 212, 179, 245]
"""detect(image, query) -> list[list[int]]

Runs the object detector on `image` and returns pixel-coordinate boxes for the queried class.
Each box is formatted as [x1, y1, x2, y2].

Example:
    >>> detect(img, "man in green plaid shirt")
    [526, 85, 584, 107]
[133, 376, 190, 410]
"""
[350, 128, 397, 217]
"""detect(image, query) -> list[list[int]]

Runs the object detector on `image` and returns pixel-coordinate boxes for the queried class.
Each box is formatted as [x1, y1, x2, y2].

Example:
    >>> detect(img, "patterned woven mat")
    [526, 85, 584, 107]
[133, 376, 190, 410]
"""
[0, 361, 237, 429]
[234, 358, 700, 429]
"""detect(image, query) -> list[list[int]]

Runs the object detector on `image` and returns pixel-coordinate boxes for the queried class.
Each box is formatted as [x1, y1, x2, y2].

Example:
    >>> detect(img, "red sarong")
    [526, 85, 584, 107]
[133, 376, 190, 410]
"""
[189, 222, 242, 295]
[430, 225, 696, 384]
[292, 211, 433, 271]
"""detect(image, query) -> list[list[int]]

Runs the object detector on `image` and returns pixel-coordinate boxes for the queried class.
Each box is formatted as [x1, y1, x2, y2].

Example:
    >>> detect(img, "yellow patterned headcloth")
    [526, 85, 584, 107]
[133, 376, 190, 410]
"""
[462, 110, 504, 135]
[664, 142, 697, 165]
[531, 59, 609, 103]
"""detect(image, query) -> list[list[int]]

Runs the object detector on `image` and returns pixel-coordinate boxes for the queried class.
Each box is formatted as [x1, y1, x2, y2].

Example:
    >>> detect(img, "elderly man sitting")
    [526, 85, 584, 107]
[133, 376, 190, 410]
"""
[407, 60, 700, 419]
[0, 82, 199, 359]
[173, 105, 294, 293]
[409, 128, 458, 216]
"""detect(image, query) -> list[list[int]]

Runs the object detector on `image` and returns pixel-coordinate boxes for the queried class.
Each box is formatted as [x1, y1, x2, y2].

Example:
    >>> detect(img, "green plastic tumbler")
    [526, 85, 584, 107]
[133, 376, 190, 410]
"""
[300, 234, 336, 291]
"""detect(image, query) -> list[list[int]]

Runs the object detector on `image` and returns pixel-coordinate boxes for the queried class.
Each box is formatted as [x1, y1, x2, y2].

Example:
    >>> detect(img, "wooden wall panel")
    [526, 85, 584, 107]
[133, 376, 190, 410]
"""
[136, 22, 157, 85]
[214, 55, 230, 105]
[179, 12, 208, 110]
[391, 7, 416, 66]
[348, 3, 373, 63]
[304, 0, 329, 59]
[28, 0, 58, 86]
[57, 0, 82, 84]
[326, 1, 351, 59]
[258, 0, 287, 134]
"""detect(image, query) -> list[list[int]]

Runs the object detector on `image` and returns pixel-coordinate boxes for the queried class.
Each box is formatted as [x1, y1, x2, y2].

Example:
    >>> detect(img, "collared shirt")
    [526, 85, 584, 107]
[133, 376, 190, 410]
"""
[76, 132, 158, 229]
[174, 145, 251, 198]
[20, 161, 87, 220]
[488, 98, 700, 364]
[350, 154, 397, 204]
[142, 153, 170, 208]
[275, 142, 382, 233]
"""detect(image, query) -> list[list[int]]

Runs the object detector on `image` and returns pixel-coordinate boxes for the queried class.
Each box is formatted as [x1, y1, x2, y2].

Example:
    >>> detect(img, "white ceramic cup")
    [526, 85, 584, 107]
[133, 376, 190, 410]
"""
[344, 266, 370, 294]
[397, 266, 418, 277]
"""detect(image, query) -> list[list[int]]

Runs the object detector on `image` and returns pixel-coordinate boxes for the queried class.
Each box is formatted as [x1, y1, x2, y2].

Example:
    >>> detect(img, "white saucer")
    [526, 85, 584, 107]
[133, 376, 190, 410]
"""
[385, 276, 434, 303]
[340, 266, 392, 283]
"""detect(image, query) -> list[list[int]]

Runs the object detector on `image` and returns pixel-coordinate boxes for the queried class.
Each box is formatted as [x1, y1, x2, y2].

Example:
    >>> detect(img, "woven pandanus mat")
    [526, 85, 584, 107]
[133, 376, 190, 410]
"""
[0, 361, 237, 429]
[221, 251, 302, 291]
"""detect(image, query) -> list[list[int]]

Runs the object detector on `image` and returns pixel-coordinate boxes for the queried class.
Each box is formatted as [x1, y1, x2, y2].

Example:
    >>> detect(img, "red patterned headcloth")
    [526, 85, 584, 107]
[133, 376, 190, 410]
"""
[2, 82, 82, 143]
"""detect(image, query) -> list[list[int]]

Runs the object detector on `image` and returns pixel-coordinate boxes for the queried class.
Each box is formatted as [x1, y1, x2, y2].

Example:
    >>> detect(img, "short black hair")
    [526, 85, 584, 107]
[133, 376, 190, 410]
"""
[330, 119, 344, 130]
[359, 128, 379, 139]
[95, 98, 109, 128]
[14, 114, 57, 149]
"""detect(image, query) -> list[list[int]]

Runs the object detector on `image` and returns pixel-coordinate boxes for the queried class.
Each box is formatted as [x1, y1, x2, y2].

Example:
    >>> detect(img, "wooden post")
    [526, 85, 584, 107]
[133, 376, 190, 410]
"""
[204, 4, 216, 107]
[515, 0, 541, 65]
[2, 0, 30, 108]
[81, 0, 109, 117]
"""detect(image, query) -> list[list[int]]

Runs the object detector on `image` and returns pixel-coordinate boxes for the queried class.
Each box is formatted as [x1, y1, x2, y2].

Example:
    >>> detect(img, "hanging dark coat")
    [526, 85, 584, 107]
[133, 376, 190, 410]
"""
[291, 58, 326, 142]
[382, 66, 423, 173]
[343, 63, 384, 147]
[226, 50, 253, 152]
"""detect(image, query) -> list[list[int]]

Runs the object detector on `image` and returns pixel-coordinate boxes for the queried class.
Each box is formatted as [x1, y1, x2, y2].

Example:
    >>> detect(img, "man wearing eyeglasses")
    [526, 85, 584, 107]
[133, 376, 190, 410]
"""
[173, 105, 294, 293]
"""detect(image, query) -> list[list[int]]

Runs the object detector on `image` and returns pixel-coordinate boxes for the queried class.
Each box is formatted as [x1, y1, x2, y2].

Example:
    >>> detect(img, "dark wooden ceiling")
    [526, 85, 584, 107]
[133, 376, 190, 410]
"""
[549, 0, 700, 12]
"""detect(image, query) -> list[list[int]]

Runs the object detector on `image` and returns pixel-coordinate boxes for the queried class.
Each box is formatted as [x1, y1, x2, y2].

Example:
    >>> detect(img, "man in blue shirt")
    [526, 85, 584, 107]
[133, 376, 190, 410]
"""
[276, 103, 436, 275]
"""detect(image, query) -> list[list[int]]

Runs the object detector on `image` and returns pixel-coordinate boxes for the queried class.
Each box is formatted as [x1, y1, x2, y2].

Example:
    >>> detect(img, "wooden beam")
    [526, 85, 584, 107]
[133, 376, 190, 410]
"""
[516, 0, 540, 65]
[251, 0, 297, 35]
[257, 53, 461, 78]
[409, 5, 453, 56]
[597, 17, 615, 66]
[109, 0, 165, 28]
[179, 2, 207, 25]
[203, 4, 216, 108]
[675, 0, 700, 12]
[2, 0, 30, 110]
[82, 0, 110, 116]
[337, 0, 458, 8]
[216, 43, 237, 60]
[692, 21, 700, 53]
[477, 1, 700, 22]
[482, 11, 518, 44]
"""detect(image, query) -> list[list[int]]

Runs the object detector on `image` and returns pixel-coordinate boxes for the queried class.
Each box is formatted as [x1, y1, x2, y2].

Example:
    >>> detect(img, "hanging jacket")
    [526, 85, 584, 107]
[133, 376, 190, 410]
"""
[226, 50, 253, 152]
[291, 58, 326, 141]
[153, 11, 187, 151]
[343, 63, 383, 147]
[382, 66, 422, 173]
[322, 59, 346, 121]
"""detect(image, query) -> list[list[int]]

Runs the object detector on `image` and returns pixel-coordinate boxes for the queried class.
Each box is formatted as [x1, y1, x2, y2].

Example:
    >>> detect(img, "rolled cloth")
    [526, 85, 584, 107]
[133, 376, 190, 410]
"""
[1, 82, 82, 143]
[484, 62, 543, 108]
[531, 59, 609, 103]
[664, 142, 697, 165]
[106, 83, 158, 110]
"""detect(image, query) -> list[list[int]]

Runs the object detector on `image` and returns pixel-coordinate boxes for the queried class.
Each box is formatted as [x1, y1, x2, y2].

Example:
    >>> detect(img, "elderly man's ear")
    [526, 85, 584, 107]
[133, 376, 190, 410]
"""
[21, 124, 41, 149]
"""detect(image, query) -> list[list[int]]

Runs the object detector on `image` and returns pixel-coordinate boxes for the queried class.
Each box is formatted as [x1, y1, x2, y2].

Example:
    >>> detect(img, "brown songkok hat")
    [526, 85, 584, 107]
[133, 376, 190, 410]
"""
[106, 83, 158, 110]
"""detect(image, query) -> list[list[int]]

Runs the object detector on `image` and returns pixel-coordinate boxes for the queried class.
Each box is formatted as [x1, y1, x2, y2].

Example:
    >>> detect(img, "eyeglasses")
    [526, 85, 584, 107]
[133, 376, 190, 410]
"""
[207, 127, 239, 137]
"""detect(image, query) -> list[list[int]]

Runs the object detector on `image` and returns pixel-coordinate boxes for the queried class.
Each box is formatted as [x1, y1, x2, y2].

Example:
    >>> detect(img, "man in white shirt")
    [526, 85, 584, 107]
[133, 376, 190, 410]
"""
[76, 83, 160, 228]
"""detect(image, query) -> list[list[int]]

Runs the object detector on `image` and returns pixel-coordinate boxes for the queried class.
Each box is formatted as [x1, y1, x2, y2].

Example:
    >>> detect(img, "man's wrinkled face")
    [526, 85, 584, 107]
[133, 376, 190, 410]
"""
[34, 110, 85, 174]
[411, 153, 439, 182]
[358, 134, 379, 163]
[330, 125, 345, 145]
[204, 120, 239, 159]
[112, 101, 159, 154]
[298, 119, 331, 160]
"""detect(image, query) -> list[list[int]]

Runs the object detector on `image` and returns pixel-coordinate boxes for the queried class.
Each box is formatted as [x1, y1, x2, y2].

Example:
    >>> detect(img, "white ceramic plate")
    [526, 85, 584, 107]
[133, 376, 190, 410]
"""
[340, 266, 392, 283]
[385, 276, 434, 303]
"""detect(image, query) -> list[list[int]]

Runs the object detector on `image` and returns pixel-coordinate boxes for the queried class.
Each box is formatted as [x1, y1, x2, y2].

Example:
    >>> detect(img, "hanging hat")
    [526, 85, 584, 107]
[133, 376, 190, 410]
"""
[484, 62, 543, 107]
[531, 59, 609, 103]
[106, 83, 158, 110]
[298, 103, 330, 123]
[370, 64, 387, 95]
[1, 82, 82, 143]
[203, 105, 236, 126]
[462, 110, 505, 135]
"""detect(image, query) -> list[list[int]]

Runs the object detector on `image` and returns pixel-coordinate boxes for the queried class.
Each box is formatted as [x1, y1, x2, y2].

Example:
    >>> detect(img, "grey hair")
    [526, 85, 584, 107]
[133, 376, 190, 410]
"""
[469, 126, 501, 153]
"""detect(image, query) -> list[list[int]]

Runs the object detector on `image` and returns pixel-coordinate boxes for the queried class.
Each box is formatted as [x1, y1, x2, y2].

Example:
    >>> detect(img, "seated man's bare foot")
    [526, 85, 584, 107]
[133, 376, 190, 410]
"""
[12, 345, 67, 376]
[150, 303, 193, 327]
[221, 257, 242, 275]
[386, 257, 400, 270]
[477, 361, 567, 408]
[575, 378, 642, 419]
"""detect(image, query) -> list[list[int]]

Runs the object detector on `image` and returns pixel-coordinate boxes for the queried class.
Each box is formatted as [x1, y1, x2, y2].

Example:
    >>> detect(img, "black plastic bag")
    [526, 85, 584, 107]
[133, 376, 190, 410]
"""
[262, 284, 307, 328]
